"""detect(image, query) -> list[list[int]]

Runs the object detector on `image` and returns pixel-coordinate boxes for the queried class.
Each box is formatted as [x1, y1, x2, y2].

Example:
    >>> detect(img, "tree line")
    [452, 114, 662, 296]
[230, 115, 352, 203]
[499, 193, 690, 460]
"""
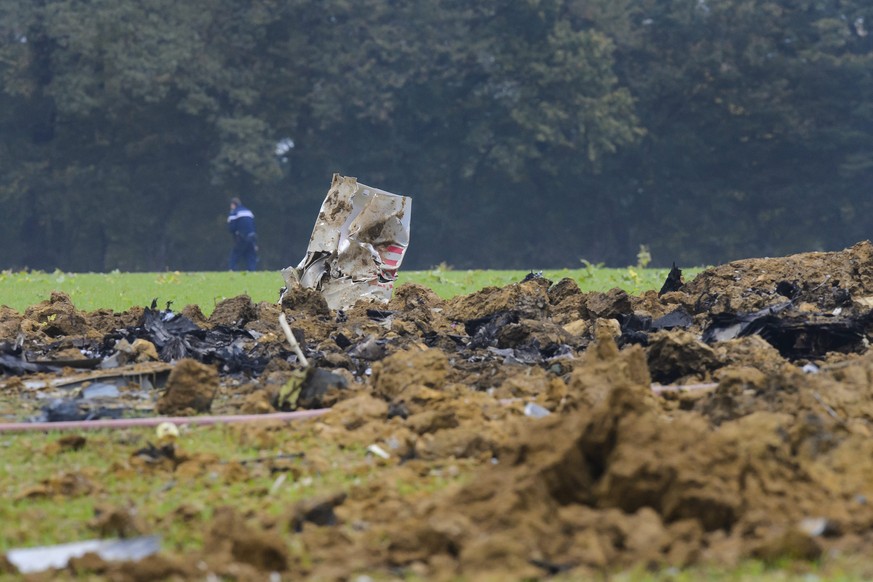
[1, 0, 871, 272]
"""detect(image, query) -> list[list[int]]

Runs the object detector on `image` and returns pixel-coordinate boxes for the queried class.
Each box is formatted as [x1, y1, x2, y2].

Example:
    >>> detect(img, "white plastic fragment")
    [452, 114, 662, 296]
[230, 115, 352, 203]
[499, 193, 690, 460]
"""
[156, 421, 180, 444]
[799, 517, 829, 537]
[6, 536, 161, 574]
[282, 173, 411, 311]
[269, 473, 288, 495]
[523, 402, 551, 418]
[366, 444, 391, 459]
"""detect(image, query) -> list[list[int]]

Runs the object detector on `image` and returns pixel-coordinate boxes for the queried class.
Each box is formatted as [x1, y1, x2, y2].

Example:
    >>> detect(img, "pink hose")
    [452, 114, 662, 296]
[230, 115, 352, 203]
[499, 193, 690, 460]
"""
[0, 409, 330, 433]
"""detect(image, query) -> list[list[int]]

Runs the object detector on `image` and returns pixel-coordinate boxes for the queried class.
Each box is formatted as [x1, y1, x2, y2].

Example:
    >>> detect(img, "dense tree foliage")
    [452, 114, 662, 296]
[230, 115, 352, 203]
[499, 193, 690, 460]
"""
[1, 0, 871, 271]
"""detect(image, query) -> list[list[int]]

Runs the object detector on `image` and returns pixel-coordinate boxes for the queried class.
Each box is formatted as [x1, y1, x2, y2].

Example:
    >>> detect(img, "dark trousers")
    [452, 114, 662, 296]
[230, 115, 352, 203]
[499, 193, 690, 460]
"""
[229, 237, 258, 271]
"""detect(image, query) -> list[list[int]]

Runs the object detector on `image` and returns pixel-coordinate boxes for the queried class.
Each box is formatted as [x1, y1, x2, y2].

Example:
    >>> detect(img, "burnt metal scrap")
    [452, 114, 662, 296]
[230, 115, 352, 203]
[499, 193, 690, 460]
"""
[107, 304, 273, 375]
[619, 307, 694, 347]
[702, 304, 872, 360]
[659, 263, 684, 296]
[698, 289, 871, 359]
[757, 316, 870, 360]
[465, 311, 520, 349]
[588, 265, 873, 365]
[0, 343, 59, 375]
[22, 364, 174, 423]
[701, 301, 794, 344]
[463, 309, 575, 365]
[34, 398, 125, 423]
[346, 336, 387, 361]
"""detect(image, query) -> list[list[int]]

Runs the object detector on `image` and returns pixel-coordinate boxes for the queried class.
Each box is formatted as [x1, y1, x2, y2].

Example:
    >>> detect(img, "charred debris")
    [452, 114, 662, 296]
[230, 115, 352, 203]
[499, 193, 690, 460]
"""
[4, 242, 873, 424]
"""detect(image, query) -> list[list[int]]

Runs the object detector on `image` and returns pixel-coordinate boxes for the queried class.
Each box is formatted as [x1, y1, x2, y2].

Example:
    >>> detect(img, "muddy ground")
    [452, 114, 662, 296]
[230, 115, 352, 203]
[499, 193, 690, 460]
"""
[5, 242, 873, 579]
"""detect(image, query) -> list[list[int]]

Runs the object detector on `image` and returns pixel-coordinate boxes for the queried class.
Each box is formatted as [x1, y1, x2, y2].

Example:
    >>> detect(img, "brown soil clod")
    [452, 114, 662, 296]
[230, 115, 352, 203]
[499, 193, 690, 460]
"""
[156, 358, 218, 415]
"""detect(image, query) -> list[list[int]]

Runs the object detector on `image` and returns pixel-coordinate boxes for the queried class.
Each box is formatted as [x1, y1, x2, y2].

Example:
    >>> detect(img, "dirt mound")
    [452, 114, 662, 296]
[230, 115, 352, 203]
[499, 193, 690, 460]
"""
[7, 241, 873, 578]
[156, 358, 218, 415]
[682, 240, 873, 314]
[21, 291, 92, 339]
[208, 295, 259, 327]
[386, 334, 873, 579]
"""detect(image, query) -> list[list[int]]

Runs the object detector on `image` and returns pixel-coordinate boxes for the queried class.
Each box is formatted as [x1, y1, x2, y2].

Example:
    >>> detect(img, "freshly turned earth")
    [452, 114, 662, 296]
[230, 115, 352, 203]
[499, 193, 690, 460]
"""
[5, 242, 873, 579]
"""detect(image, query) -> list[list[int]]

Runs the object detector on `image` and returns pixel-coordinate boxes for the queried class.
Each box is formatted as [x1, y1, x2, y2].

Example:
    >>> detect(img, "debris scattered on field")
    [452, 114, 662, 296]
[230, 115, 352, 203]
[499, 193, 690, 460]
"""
[6, 242, 873, 577]
[281, 173, 411, 310]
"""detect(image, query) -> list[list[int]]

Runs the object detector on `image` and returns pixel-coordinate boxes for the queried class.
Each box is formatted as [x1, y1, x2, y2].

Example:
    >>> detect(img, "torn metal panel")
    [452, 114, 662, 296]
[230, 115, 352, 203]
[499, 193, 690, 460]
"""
[282, 174, 411, 311]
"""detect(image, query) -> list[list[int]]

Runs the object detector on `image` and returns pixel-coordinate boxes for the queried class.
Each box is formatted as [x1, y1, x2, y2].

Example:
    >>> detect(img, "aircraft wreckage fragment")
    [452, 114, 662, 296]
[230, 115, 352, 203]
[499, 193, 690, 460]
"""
[281, 173, 411, 311]
[701, 302, 872, 360]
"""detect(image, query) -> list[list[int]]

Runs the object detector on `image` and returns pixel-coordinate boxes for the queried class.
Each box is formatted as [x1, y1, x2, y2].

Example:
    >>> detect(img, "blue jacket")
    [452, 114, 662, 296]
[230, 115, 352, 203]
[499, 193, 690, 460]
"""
[228, 204, 256, 240]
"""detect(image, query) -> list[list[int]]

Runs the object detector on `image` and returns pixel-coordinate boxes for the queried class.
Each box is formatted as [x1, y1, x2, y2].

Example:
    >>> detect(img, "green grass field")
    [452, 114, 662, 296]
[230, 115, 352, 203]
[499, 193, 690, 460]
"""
[0, 265, 701, 315]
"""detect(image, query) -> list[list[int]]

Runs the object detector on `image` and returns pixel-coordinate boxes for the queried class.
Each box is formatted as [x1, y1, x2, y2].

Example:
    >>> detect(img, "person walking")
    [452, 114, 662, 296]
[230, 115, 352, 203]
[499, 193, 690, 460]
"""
[227, 197, 259, 271]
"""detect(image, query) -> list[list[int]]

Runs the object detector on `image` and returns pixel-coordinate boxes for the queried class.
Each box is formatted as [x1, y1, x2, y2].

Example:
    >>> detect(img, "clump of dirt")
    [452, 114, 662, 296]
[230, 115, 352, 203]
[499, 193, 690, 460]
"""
[156, 358, 218, 415]
[386, 335, 868, 579]
[445, 278, 551, 321]
[21, 291, 92, 339]
[9, 242, 873, 578]
[204, 507, 289, 574]
[90, 504, 146, 538]
[0, 306, 22, 339]
[15, 470, 98, 500]
[372, 348, 450, 401]
[208, 295, 258, 327]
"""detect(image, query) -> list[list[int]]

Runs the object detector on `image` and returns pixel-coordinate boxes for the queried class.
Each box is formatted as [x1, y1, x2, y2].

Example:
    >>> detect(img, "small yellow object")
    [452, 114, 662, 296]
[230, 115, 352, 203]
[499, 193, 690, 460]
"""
[156, 421, 180, 444]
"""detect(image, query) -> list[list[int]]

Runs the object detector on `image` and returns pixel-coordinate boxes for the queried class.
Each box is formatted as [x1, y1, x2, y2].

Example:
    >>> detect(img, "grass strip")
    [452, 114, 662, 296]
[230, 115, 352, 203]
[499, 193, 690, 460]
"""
[0, 266, 702, 315]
